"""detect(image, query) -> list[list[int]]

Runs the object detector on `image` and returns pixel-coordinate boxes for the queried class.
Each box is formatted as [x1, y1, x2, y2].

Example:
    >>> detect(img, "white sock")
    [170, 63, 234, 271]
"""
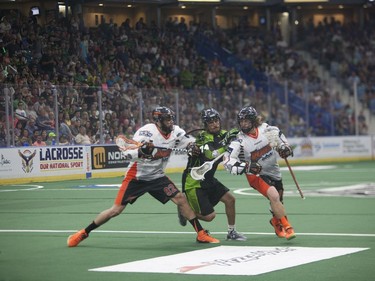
[228, 225, 235, 232]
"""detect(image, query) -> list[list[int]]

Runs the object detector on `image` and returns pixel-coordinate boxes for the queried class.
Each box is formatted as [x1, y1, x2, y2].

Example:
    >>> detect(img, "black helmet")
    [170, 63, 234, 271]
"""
[237, 106, 258, 123]
[152, 106, 175, 122]
[237, 106, 258, 133]
[201, 108, 221, 124]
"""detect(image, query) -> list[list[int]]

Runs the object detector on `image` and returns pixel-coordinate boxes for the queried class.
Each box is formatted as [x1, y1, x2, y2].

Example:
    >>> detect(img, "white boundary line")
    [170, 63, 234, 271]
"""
[0, 229, 374, 237]
[0, 184, 44, 192]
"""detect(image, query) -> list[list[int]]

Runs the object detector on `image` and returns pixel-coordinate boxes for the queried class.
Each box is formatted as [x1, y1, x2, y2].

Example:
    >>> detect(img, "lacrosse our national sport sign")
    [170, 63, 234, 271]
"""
[0, 135, 372, 184]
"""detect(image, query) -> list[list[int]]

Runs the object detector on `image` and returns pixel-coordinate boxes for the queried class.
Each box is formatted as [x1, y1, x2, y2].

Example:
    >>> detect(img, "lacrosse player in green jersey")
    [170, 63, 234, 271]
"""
[178, 108, 247, 241]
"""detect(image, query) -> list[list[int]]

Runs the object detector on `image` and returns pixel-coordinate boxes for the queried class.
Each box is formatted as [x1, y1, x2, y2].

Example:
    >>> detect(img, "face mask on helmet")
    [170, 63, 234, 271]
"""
[152, 106, 175, 122]
[201, 108, 221, 133]
[152, 106, 175, 134]
[237, 106, 258, 133]
[201, 108, 221, 124]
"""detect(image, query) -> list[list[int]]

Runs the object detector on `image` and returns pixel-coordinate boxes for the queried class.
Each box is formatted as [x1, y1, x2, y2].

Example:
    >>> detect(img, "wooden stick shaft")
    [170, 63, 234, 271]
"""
[285, 158, 305, 199]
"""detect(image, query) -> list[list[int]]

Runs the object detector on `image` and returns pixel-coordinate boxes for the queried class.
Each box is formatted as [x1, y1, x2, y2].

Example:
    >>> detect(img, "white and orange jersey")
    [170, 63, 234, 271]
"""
[224, 123, 282, 180]
[125, 123, 193, 181]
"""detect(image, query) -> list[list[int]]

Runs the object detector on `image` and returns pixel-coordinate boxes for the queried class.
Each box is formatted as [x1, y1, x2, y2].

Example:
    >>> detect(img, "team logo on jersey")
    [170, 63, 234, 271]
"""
[251, 144, 272, 162]
[139, 130, 152, 137]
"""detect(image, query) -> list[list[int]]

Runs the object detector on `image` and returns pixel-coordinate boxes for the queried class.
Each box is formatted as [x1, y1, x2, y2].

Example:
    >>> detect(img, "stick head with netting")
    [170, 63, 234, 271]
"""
[190, 162, 212, 180]
[190, 152, 225, 181]
[263, 126, 282, 149]
[115, 135, 142, 151]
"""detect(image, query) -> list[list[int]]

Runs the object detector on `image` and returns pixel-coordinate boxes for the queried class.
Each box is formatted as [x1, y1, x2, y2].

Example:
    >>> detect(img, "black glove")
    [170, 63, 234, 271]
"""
[187, 142, 201, 157]
[277, 144, 293, 159]
[249, 162, 262, 175]
[223, 128, 239, 145]
[138, 140, 155, 159]
[230, 162, 247, 175]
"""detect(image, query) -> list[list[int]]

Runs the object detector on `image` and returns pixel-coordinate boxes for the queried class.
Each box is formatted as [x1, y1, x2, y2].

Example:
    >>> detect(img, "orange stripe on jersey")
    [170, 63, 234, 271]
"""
[246, 127, 259, 139]
[114, 162, 138, 205]
[246, 174, 270, 198]
[250, 144, 272, 162]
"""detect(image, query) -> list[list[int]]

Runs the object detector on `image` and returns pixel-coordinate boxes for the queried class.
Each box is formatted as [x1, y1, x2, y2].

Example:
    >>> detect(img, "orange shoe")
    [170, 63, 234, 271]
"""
[67, 229, 88, 247]
[196, 230, 220, 244]
[269, 218, 286, 238]
[285, 227, 296, 240]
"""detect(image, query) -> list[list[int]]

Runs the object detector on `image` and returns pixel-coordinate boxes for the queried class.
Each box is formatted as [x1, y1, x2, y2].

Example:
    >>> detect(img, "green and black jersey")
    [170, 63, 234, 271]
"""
[183, 129, 237, 190]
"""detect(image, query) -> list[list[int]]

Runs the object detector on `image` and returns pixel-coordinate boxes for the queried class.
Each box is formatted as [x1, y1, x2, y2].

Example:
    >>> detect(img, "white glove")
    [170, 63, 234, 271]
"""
[230, 162, 247, 175]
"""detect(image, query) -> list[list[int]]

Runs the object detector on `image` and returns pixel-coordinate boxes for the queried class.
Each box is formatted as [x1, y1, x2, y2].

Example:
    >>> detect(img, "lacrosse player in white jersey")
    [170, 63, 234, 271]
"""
[67, 106, 219, 247]
[224, 106, 296, 240]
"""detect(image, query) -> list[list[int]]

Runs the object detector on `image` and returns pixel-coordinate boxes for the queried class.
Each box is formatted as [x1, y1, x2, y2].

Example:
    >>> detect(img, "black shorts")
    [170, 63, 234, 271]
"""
[185, 177, 229, 216]
[260, 175, 284, 201]
[115, 176, 180, 206]
[259, 175, 284, 192]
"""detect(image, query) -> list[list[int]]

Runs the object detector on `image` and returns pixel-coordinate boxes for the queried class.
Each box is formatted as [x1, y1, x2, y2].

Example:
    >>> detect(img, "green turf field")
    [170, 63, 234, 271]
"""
[0, 161, 374, 281]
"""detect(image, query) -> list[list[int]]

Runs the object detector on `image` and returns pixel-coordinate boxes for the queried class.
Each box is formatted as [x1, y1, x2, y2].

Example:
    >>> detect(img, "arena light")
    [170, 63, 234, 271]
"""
[181, 0, 220, 1]
[284, 0, 328, 2]
[223, 0, 266, 2]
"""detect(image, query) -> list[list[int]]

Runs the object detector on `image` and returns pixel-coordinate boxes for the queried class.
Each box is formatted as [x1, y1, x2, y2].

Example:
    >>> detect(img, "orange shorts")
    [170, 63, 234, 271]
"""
[245, 174, 270, 198]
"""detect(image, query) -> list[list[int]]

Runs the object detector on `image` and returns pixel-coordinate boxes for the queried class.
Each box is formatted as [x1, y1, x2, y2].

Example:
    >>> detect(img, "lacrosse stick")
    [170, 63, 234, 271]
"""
[190, 152, 225, 181]
[186, 128, 204, 137]
[285, 158, 305, 199]
[263, 127, 305, 199]
[115, 134, 188, 152]
[115, 135, 143, 151]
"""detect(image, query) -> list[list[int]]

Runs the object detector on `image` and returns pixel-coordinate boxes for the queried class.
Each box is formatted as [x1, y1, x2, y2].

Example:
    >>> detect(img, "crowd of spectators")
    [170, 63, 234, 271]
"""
[299, 17, 374, 106]
[0, 10, 371, 148]
[299, 16, 374, 134]
[205, 18, 371, 136]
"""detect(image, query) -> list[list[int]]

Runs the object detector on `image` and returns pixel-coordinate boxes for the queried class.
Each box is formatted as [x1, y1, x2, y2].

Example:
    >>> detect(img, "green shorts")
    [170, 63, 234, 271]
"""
[184, 177, 229, 216]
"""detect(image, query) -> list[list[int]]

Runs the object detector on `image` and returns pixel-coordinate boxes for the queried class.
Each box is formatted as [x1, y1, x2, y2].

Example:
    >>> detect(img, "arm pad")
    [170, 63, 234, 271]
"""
[223, 128, 240, 145]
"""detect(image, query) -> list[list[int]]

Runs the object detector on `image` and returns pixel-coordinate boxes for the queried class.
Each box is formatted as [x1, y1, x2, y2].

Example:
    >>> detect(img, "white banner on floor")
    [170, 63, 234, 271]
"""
[90, 246, 368, 275]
